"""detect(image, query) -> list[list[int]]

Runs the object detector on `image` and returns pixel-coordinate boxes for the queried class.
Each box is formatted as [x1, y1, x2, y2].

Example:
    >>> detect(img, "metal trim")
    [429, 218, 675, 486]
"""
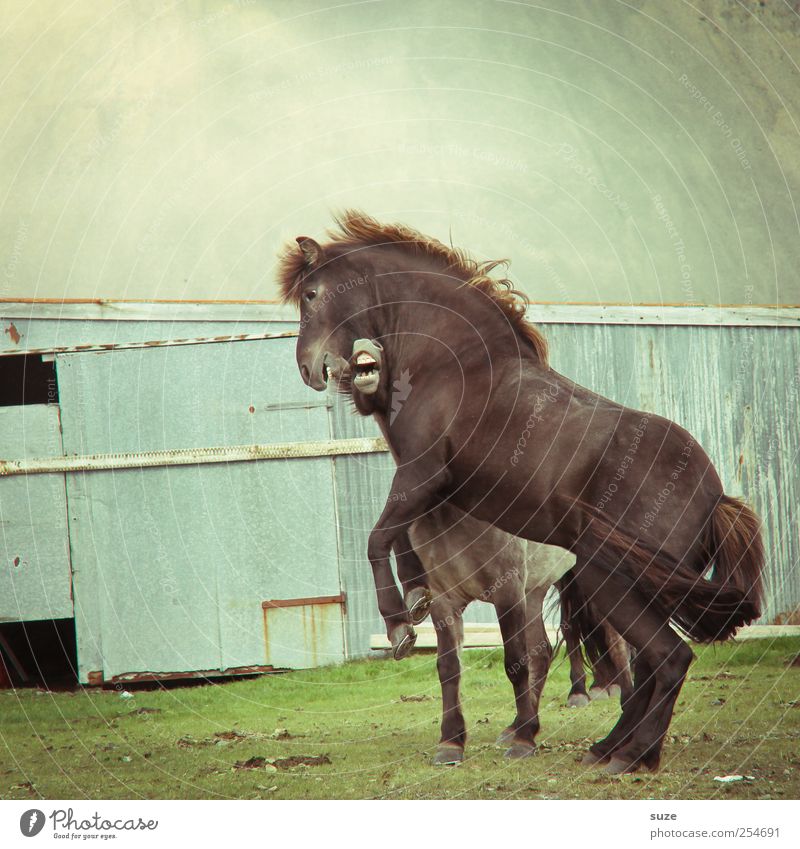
[109, 665, 276, 684]
[0, 437, 390, 477]
[262, 594, 346, 610]
[1, 300, 798, 329]
[0, 329, 298, 359]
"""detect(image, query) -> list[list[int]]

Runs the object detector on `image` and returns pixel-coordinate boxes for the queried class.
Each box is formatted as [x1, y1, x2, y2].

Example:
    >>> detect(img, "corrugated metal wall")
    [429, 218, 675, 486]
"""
[332, 323, 800, 647]
[56, 337, 346, 681]
[2, 314, 797, 674]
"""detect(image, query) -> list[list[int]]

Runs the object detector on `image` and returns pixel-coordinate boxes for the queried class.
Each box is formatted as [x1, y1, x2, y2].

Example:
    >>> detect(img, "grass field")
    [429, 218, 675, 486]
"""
[1, 638, 799, 800]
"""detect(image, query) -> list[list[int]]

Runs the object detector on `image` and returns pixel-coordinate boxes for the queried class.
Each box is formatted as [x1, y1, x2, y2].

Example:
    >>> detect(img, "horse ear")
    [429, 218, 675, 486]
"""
[296, 236, 322, 268]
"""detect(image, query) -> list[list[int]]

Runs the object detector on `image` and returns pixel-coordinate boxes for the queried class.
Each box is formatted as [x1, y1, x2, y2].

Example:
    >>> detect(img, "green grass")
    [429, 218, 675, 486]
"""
[2, 638, 799, 800]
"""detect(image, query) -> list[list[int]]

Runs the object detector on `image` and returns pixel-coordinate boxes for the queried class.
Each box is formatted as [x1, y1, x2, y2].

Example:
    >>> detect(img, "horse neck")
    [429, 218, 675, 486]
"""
[372, 269, 529, 373]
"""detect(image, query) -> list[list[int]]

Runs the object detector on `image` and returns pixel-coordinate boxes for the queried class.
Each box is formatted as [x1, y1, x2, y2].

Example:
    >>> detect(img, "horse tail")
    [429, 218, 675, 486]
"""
[571, 494, 764, 643]
[705, 494, 765, 626]
[556, 568, 615, 673]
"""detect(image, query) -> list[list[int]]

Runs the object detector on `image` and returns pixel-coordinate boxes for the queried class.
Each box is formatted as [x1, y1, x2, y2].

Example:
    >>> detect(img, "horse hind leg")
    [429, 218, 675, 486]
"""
[574, 560, 693, 773]
[588, 620, 627, 701]
[603, 623, 633, 701]
[526, 586, 553, 727]
[432, 599, 466, 766]
[495, 595, 539, 759]
[557, 576, 590, 708]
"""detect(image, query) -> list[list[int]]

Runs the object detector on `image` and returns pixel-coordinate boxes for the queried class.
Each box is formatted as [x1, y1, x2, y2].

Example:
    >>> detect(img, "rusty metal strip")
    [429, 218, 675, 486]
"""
[262, 594, 346, 610]
[2, 300, 799, 328]
[109, 665, 277, 684]
[0, 329, 299, 359]
[0, 437, 389, 477]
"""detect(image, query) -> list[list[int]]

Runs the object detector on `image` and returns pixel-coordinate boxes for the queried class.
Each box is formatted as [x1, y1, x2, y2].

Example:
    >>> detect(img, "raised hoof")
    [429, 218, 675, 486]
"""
[433, 745, 464, 766]
[589, 686, 610, 701]
[605, 756, 638, 775]
[581, 750, 610, 767]
[405, 587, 433, 625]
[567, 692, 590, 708]
[504, 742, 537, 760]
[495, 726, 516, 747]
[390, 623, 417, 660]
[607, 684, 622, 700]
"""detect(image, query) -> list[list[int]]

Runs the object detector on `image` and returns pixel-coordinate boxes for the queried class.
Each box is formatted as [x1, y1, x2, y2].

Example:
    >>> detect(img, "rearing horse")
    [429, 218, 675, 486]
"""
[278, 210, 764, 774]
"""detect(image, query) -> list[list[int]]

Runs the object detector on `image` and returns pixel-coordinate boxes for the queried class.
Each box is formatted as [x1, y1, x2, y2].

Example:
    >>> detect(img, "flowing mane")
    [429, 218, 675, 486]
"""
[277, 209, 549, 365]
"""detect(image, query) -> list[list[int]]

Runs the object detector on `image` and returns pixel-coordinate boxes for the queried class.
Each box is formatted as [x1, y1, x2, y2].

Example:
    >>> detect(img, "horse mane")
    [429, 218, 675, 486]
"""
[277, 209, 549, 365]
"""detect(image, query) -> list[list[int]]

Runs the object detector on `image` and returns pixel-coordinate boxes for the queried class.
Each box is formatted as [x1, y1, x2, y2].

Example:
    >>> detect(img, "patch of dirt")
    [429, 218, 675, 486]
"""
[10, 781, 37, 795]
[399, 694, 433, 702]
[694, 672, 739, 681]
[234, 754, 331, 771]
[270, 728, 300, 740]
[214, 730, 247, 741]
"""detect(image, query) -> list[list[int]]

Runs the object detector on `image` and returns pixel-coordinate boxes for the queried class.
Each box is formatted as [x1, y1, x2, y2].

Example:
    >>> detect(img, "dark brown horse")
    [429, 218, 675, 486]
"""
[277, 211, 764, 773]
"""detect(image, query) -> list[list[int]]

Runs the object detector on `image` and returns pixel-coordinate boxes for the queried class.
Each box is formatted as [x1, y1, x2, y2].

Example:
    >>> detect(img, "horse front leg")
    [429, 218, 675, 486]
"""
[432, 598, 466, 765]
[525, 586, 552, 729]
[496, 597, 538, 759]
[368, 466, 449, 659]
[394, 528, 432, 625]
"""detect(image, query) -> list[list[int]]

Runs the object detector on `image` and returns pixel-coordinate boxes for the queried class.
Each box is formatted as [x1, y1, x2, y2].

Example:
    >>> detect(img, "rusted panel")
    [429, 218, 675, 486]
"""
[110, 665, 276, 684]
[262, 600, 346, 670]
[4, 322, 21, 344]
[262, 594, 346, 610]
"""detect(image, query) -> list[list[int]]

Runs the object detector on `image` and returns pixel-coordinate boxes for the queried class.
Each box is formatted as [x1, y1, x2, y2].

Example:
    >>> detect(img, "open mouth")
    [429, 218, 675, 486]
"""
[350, 340, 383, 395]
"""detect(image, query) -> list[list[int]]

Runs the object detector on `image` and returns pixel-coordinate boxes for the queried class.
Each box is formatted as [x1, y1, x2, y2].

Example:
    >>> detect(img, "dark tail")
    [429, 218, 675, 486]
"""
[570, 494, 765, 643]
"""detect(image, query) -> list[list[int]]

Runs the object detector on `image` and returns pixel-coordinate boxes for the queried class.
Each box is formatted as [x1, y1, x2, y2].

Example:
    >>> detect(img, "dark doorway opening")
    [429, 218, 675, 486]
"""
[0, 618, 77, 689]
[0, 354, 58, 407]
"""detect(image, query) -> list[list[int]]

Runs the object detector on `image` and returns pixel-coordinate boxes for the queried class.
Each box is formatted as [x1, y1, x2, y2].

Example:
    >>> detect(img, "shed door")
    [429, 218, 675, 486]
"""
[0, 404, 72, 623]
[56, 337, 345, 681]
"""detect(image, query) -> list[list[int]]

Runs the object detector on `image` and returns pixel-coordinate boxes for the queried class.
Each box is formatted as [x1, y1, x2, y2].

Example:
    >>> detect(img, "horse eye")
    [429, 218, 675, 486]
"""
[304, 289, 317, 302]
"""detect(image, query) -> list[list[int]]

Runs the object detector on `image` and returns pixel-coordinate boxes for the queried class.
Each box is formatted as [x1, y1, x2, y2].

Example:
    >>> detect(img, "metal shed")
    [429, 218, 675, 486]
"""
[1, 301, 798, 684]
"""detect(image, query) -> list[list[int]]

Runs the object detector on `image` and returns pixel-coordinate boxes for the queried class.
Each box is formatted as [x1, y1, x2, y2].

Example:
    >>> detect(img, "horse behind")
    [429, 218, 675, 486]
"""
[408, 503, 632, 765]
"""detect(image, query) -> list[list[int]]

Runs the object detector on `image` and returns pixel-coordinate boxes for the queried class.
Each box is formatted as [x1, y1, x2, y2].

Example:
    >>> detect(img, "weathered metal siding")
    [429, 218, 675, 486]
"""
[55, 337, 345, 681]
[0, 405, 72, 622]
[2, 312, 796, 672]
[332, 323, 799, 647]
[544, 323, 799, 624]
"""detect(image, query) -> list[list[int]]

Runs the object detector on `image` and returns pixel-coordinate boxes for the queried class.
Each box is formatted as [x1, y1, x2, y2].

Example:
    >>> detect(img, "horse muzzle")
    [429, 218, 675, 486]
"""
[301, 352, 349, 391]
[350, 338, 383, 395]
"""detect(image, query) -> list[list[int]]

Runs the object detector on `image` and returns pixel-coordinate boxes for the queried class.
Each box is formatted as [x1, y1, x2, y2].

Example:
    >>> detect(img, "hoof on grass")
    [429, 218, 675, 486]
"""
[567, 692, 590, 708]
[495, 726, 516, 747]
[433, 745, 464, 766]
[505, 742, 536, 760]
[589, 686, 610, 701]
[605, 756, 638, 775]
[607, 684, 622, 700]
[581, 750, 610, 767]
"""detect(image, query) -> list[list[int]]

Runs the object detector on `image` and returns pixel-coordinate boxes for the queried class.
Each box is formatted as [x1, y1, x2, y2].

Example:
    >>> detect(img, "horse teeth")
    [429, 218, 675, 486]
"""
[356, 354, 377, 365]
